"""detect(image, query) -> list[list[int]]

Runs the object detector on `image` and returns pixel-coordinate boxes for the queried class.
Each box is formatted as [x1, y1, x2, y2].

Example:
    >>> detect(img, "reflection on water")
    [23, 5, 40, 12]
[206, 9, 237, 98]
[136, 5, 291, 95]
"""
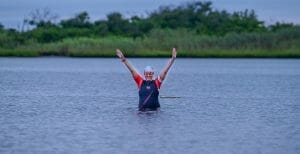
[0, 58, 299, 154]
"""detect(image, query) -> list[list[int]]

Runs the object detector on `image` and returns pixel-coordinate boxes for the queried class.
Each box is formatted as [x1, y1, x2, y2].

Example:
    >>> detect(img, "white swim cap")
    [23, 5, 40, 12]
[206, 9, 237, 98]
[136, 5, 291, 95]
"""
[144, 66, 154, 72]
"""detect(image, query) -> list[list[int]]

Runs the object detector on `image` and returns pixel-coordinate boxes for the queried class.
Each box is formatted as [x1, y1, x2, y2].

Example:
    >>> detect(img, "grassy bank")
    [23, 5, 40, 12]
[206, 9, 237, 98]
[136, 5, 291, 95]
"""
[1, 28, 300, 58]
[1, 48, 300, 58]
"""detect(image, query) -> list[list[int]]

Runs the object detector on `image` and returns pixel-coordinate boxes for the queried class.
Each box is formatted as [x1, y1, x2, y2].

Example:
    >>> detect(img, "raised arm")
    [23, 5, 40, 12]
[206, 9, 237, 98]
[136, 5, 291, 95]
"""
[159, 48, 177, 81]
[116, 49, 140, 78]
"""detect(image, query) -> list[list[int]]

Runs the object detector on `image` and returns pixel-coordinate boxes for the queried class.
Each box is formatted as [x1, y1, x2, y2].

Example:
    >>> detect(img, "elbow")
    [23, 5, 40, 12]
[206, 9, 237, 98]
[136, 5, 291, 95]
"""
[160, 72, 167, 81]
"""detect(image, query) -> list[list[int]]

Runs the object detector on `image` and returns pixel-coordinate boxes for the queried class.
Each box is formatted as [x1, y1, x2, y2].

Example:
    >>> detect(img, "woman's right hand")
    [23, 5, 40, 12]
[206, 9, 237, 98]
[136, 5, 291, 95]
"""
[172, 48, 177, 59]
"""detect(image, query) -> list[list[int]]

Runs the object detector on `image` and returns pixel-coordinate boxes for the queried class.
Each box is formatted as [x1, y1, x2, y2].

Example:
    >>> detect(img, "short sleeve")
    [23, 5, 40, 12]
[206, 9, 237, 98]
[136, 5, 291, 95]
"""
[155, 78, 162, 89]
[134, 74, 143, 89]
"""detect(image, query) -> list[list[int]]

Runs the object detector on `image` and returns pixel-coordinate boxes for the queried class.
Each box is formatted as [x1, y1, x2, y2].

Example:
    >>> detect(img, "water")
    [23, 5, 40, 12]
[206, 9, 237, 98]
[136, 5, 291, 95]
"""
[0, 58, 299, 154]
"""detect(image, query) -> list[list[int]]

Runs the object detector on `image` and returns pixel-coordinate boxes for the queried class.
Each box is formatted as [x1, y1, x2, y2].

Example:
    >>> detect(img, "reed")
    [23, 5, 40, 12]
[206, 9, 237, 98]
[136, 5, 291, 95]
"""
[0, 27, 299, 58]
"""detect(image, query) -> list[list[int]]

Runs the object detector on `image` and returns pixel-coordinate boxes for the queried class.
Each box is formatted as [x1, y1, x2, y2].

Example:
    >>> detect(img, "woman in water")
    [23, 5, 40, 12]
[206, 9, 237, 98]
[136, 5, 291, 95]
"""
[116, 48, 177, 111]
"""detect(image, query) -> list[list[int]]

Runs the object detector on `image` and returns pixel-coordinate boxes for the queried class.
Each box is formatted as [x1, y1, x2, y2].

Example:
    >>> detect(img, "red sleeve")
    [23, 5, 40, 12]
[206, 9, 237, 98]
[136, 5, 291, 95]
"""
[134, 74, 143, 89]
[155, 78, 162, 89]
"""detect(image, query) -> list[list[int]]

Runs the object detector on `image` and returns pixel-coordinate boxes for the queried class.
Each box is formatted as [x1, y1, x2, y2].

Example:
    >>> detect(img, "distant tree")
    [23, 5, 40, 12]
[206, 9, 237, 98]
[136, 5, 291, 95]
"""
[94, 20, 109, 36]
[128, 16, 154, 38]
[27, 26, 64, 43]
[0, 23, 4, 30]
[269, 22, 294, 32]
[148, 1, 213, 29]
[24, 8, 58, 28]
[106, 12, 130, 35]
[228, 9, 265, 33]
[60, 11, 92, 28]
[147, 1, 266, 35]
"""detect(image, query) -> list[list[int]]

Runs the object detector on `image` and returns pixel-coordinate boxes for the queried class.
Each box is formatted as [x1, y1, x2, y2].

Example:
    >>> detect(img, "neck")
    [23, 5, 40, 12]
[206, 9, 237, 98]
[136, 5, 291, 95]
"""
[145, 77, 152, 81]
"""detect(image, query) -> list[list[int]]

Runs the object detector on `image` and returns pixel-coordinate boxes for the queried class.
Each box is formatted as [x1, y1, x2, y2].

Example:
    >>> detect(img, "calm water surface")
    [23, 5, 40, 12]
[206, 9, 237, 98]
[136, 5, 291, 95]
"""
[0, 58, 299, 154]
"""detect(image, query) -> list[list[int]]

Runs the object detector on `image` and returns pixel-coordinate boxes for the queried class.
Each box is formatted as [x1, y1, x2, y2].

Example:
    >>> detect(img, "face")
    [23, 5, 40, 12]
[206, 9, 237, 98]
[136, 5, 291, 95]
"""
[144, 71, 154, 79]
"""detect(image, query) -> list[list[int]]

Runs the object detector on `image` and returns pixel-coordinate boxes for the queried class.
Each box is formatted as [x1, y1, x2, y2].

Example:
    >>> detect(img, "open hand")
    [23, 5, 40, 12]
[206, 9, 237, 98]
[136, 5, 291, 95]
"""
[172, 48, 177, 59]
[116, 49, 125, 59]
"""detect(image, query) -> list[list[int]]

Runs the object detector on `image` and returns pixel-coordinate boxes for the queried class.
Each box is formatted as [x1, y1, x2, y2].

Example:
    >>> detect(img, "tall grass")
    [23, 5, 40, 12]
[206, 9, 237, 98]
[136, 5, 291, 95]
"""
[142, 27, 300, 51]
[1, 27, 299, 57]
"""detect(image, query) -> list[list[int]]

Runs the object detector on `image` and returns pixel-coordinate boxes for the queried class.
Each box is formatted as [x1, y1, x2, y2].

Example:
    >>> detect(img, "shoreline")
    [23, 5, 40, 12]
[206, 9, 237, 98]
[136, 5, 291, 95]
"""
[1, 50, 300, 58]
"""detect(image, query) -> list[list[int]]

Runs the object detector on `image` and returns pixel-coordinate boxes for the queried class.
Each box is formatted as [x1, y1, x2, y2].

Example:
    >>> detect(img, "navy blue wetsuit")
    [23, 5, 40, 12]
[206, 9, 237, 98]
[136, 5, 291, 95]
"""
[138, 80, 160, 111]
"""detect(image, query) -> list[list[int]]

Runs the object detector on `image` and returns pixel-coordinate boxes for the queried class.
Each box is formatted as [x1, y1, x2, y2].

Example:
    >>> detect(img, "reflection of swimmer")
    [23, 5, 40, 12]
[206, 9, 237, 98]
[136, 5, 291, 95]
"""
[116, 48, 177, 111]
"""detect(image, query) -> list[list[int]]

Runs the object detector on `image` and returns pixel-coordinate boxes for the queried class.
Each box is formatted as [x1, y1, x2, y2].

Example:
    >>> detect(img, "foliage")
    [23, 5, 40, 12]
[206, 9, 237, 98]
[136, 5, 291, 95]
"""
[0, 1, 299, 57]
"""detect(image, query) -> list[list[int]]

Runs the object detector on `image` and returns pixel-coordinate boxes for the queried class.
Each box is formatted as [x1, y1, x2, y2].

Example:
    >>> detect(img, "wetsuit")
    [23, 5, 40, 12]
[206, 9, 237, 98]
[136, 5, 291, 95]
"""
[134, 75, 161, 111]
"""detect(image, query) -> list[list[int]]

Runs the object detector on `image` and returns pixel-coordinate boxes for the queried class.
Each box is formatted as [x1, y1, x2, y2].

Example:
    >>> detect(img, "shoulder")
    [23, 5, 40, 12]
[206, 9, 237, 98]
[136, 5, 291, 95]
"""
[134, 74, 143, 81]
[154, 77, 162, 89]
[134, 74, 144, 89]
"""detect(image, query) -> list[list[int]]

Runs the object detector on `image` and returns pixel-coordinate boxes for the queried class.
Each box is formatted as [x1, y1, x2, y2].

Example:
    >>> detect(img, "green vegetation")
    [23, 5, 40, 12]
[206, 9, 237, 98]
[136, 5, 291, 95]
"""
[0, 1, 299, 57]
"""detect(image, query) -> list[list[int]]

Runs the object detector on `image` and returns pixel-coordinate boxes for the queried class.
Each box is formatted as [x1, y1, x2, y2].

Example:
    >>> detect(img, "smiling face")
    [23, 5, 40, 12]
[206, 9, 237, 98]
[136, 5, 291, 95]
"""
[144, 71, 154, 80]
[144, 66, 154, 80]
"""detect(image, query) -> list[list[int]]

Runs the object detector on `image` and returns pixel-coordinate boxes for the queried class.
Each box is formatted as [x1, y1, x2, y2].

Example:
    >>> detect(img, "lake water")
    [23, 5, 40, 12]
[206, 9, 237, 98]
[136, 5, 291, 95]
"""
[0, 58, 299, 154]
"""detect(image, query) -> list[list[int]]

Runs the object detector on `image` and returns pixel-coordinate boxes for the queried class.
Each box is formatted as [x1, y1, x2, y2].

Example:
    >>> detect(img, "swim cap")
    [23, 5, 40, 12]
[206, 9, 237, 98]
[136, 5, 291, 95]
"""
[144, 66, 154, 72]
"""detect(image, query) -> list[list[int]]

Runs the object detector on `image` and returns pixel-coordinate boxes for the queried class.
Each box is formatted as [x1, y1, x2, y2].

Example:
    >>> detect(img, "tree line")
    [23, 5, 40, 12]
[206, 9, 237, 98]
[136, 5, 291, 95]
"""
[0, 1, 297, 46]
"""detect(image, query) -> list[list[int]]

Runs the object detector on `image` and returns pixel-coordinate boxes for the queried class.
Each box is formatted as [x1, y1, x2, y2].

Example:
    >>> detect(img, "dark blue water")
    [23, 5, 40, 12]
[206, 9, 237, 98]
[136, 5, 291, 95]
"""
[0, 58, 299, 154]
